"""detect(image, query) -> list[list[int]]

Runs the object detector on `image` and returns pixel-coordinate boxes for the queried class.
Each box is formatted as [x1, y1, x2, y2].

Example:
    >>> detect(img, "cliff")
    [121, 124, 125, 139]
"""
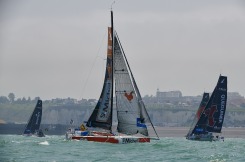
[1, 104, 245, 127]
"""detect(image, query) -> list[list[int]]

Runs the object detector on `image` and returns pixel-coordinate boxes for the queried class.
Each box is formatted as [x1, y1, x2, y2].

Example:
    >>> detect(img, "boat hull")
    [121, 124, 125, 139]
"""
[69, 135, 150, 144]
[186, 134, 224, 142]
[187, 136, 213, 141]
[66, 130, 150, 144]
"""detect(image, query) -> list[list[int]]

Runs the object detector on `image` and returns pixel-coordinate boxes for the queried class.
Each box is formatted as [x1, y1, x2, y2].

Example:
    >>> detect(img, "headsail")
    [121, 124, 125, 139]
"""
[114, 33, 149, 136]
[193, 75, 227, 134]
[23, 100, 42, 134]
[187, 93, 209, 136]
[86, 27, 113, 130]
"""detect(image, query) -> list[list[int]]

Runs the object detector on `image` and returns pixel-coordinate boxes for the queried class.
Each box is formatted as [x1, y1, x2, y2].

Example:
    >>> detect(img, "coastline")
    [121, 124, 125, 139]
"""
[0, 123, 244, 138]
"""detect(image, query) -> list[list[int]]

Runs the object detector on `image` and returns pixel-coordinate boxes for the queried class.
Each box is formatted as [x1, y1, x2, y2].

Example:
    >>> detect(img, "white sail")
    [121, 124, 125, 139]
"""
[114, 34, 148, 136]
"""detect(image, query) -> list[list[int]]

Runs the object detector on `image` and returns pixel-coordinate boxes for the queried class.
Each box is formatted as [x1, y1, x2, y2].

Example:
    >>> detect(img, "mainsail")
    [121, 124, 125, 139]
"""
[187, 93, 209, 136]
[86, 27, 113, 130]
[23, 100, 42, 134]
[193, 75, 227, 134]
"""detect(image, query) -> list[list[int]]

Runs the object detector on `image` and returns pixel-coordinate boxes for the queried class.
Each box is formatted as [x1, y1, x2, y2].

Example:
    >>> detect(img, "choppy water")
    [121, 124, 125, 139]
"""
[0, 135, 244, 162]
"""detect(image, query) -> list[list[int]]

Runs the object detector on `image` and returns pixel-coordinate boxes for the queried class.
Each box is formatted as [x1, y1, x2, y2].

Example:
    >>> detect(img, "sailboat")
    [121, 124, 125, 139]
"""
[66, 10, 159, 144]
[23, 99, 45, 137]
[186, 93, 209, 139]
[186, 75, 227, 141]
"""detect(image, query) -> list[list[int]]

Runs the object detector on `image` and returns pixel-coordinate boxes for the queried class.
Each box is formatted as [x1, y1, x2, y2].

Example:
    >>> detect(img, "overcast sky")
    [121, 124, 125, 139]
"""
[0, 0, 245, 100]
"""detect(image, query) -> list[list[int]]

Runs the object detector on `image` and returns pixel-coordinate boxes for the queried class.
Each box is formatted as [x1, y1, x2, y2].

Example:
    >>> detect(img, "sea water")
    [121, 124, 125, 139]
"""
[0, 135, 244, 162]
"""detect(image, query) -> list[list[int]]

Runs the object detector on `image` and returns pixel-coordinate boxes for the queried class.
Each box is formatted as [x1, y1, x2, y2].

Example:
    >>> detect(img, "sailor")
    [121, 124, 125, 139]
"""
[80, 124, 87, 131]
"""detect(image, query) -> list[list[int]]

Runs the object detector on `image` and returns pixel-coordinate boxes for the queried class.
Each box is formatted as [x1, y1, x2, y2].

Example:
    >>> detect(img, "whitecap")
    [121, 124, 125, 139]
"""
[39, 141, 49, 145]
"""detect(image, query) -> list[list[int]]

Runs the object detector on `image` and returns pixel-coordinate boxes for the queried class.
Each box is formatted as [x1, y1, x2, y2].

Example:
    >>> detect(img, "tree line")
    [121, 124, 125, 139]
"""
[0, 93, 40, 104]
[0, 93, 96, 106]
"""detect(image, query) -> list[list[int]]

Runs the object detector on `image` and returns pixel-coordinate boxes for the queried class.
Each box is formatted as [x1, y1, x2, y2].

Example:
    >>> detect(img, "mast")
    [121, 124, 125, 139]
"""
[110, 10, 114, 132]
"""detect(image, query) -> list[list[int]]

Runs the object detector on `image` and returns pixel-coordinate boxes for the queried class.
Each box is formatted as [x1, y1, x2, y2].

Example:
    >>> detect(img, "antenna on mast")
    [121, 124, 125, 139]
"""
[111, 1, 115, 10]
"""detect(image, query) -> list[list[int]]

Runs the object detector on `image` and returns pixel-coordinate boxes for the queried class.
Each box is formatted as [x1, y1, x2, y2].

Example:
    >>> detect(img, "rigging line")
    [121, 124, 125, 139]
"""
[79, 31, 107, 100]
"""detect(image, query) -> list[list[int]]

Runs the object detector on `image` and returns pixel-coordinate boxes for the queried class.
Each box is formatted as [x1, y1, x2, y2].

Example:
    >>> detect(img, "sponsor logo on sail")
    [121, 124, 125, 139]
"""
[97, 80, 111, 121]
[109, 29, 112, 40]
[204, 105, 218, 127]
[107, 27, 112, 58]
[107, 63, 112, 79]
[219, 87, 226, 91]
[137, 118, 147, 128]
[124, 91, 134, 101]
[219, 94, 226, 123]
[35, 112, 40, 125]
[221, 78, 225, 83]
[196, 106, 205, 119]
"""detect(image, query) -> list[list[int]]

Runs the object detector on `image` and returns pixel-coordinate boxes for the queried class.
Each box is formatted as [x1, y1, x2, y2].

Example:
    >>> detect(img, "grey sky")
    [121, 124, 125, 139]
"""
[0, 0, 245, 100]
